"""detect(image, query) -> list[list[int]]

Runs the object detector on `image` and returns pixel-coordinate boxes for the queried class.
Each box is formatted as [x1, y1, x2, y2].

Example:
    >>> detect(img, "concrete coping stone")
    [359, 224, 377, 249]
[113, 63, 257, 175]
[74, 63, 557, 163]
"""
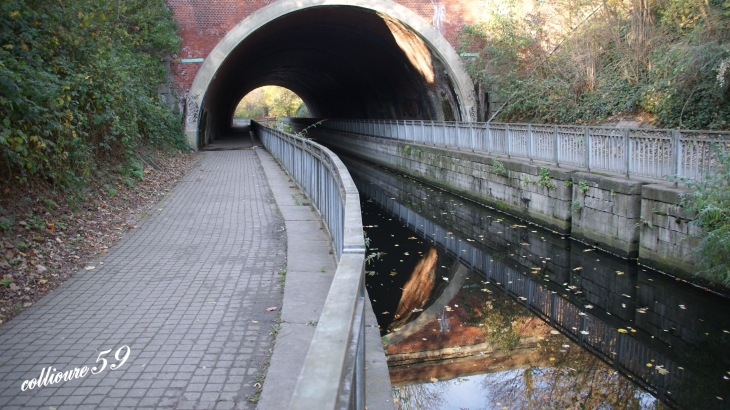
[641, 183, 689, 204]
[572, 171, 644, 195]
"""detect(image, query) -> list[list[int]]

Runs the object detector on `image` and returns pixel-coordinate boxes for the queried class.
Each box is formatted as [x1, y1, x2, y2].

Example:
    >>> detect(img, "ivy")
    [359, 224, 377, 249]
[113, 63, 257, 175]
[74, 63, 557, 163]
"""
[0, 0, 185, 188]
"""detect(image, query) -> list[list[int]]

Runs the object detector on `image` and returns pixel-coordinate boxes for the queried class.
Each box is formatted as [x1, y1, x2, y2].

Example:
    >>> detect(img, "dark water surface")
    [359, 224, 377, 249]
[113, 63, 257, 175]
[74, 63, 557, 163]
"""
[340, 155, 730, 410]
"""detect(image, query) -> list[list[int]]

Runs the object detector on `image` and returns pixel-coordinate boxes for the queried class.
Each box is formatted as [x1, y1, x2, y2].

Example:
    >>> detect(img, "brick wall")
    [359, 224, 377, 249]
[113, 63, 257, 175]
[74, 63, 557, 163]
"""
[165, 0, 480, 94]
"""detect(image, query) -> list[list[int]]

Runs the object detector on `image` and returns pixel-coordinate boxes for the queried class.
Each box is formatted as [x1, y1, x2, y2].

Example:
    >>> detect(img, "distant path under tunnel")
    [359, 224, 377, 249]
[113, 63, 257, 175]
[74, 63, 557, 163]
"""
[0, 138, 287, 409]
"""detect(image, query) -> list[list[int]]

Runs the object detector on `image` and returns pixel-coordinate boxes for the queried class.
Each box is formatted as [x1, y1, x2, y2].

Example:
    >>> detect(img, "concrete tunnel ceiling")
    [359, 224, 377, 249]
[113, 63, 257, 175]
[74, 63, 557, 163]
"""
[186, 1, 475, 148]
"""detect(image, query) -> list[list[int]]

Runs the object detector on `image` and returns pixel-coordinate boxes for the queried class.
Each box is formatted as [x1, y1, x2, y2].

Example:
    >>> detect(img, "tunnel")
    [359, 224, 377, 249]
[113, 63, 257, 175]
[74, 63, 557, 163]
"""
[184, 1, 475, 148]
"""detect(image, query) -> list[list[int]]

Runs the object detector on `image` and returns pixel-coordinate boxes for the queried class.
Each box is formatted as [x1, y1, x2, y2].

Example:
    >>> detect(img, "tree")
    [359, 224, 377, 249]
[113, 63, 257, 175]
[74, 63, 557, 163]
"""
[233, 86, 306, 119]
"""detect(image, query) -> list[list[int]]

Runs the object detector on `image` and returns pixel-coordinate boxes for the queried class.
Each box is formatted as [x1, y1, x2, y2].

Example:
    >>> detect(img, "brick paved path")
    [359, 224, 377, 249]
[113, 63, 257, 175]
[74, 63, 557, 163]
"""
[0, 149, 287, 409]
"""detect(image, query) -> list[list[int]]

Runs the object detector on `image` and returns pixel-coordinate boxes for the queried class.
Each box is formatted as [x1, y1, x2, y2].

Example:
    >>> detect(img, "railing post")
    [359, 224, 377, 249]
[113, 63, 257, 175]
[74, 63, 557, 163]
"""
[672, 129, 681, 186]
[584, 127, 591, 171]
[470, 122, 475, 152]
[506, 124, 511, 158]
[487, 123, 492, 153]
[528, 124, 534, 163]
[624, 129, 630, 179]
[579, 315, 587, 346]
[553, 125, 560, 167]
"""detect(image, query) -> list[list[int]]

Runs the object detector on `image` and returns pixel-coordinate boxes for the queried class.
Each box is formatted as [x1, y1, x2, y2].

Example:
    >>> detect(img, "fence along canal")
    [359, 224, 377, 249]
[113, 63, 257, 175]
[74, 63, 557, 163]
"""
[252, 122, 367, 409]
[343, 155, 730, 410]
[323, 119, 730, 183]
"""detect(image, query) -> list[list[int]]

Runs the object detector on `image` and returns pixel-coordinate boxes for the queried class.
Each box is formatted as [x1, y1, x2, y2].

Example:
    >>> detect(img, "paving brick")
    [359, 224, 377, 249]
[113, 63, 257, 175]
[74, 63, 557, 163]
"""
[0, 150, 286, 408]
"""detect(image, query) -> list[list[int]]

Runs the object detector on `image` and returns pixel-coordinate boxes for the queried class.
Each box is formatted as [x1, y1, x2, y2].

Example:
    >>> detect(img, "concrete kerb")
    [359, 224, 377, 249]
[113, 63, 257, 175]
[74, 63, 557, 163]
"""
[253, 144, 394, 409]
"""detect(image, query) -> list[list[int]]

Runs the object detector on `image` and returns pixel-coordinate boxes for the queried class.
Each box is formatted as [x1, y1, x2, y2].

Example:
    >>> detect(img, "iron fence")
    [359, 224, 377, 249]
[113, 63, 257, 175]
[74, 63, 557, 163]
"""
[252, 122, 366, 410]
[323, 119, 730, 182]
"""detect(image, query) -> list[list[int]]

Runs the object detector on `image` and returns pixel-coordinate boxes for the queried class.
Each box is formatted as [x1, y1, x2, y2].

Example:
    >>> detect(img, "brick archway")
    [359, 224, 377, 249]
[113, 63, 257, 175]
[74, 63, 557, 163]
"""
[183, 0, 475, 148]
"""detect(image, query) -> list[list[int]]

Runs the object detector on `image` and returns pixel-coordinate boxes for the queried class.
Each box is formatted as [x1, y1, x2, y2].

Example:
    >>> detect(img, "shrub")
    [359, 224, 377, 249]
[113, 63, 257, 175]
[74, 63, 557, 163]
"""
[0, 0, 186, 188]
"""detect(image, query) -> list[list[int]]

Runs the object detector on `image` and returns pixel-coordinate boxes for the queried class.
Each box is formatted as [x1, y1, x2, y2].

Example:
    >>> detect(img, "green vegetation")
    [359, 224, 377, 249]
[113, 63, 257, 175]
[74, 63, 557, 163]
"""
[536, 167, 556, 189]
[459, 0, 730, 129]
[491, 158, 508, 177]
[0, 0, 187, 189]
[234, 86, 306, 120]
[571, 200, 584, 212]
[680, 152, 730, 285]
[578, 180, 590, 194]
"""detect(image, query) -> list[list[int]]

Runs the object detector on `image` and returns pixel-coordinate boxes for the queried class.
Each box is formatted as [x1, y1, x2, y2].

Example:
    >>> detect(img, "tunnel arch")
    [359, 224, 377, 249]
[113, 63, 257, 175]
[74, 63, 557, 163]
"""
[184, 0, 475, 148]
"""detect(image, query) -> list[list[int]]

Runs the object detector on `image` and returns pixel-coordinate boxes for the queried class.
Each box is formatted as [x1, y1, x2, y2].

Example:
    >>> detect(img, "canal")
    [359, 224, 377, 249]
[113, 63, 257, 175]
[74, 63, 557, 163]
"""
[337, 154, 730, 410]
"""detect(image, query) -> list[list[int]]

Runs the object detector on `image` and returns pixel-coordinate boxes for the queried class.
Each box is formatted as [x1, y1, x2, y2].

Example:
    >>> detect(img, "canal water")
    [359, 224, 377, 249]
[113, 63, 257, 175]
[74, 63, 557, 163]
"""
[339, 155, 730, 410]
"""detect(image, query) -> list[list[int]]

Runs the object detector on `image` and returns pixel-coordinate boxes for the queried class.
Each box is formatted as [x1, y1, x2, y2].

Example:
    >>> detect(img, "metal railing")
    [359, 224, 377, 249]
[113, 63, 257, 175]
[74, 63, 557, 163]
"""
[323, 119, 730, 182]
[252, 121, 367, 410]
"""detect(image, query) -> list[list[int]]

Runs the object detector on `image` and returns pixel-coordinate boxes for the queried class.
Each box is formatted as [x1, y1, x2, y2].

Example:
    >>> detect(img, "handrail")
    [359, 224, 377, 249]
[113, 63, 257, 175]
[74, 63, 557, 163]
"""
[316, 118, 730, 184]
[251, 121, 366, 409]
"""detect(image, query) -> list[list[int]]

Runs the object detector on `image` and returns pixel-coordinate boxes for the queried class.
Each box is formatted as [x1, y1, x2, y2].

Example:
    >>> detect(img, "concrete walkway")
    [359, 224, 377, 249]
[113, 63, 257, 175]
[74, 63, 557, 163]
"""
[252, 135, 393, 410]
[0, 130, 393, 409]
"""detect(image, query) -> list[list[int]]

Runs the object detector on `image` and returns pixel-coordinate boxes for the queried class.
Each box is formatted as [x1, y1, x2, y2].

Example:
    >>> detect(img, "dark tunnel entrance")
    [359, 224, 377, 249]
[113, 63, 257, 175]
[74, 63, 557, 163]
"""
[185, 2, 475, 148]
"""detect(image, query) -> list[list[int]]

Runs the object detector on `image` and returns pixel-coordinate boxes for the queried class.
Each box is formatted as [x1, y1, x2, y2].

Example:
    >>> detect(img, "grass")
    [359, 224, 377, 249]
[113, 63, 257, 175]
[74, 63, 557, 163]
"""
[291, 195, 302, 206]
[277, 267, 287, 288]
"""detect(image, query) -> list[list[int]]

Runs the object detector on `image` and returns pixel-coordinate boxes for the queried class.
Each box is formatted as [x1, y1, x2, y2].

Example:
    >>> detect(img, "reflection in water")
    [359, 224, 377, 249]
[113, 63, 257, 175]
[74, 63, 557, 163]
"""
[391, 247, 438, 331]
[341, 154, 730, 410]
[389, 278, 664, 409]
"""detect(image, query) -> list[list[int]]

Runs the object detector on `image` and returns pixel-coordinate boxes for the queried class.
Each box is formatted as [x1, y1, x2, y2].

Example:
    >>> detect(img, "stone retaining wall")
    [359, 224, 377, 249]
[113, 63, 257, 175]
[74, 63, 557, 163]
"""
[639, 184, 699, 276]
[312, 129, 702, 278]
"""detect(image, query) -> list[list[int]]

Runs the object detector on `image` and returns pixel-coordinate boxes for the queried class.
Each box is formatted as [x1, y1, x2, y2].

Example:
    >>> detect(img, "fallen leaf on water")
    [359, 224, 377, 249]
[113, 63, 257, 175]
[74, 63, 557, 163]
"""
[430, 377, 438, 382]
[266, 307, 278, 312]
[618, 329, 628, 333]
[411, 308, 423, 313]
[646, 363, 653, 367]
[84, 266, 95, 270]
[616, 271, 624, 275]
[583, 249, 594, 252]
[252, 320, 259, 324]
[381, 311, 390, 315]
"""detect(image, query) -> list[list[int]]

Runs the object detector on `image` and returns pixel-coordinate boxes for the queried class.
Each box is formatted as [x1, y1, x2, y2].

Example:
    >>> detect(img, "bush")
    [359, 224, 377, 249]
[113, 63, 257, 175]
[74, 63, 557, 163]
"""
[0, 0, 186, 188]
[459, 0, 730, 129]
[681, 151, 730, 285]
